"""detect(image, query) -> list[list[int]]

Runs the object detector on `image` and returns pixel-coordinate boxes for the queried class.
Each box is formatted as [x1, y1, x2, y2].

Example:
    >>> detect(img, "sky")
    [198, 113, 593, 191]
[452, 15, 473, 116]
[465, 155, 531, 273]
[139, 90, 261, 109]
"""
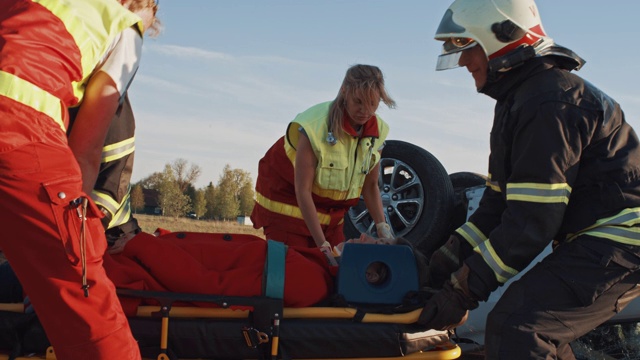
[127, 1, 640, 189]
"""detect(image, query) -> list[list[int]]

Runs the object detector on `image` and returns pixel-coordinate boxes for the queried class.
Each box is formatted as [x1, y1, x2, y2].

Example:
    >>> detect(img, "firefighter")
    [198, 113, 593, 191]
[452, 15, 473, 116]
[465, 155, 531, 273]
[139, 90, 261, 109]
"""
[0, 1, 158, 359]
[251, 64, 396, 251]
[420, 0, 640, 358]
[69, 94, 143, 246]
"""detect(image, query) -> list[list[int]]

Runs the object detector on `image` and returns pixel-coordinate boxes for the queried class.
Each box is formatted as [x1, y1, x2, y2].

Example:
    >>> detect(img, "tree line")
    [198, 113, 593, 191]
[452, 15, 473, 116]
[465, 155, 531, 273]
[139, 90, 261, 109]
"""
[130, 158, 255, 220]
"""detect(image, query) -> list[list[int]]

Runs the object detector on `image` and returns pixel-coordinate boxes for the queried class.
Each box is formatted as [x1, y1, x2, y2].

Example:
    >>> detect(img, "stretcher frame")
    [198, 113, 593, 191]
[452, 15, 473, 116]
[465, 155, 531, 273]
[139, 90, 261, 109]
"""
[0, 289, 461, 360]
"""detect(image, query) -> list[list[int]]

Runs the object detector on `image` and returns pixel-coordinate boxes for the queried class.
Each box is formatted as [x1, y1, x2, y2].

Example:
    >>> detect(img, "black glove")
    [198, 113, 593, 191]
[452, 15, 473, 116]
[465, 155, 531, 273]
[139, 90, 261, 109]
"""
[428, 234, 473, 289]
[418, 264, 479, 331]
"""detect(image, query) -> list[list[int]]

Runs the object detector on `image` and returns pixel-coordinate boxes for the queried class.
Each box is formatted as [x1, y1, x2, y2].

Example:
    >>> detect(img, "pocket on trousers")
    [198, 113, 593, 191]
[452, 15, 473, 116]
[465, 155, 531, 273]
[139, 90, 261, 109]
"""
[43, 177, 106, 265]
[557, 239, 640, 307]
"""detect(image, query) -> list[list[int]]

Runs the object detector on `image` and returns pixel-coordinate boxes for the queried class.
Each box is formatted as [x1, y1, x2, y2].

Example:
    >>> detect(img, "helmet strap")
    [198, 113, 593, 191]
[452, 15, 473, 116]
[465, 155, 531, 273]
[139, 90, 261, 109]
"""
[487, 45, 536, 80]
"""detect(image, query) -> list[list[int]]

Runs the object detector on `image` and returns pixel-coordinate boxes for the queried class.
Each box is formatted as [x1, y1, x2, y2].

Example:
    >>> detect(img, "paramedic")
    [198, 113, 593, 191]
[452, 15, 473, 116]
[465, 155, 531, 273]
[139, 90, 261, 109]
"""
[420, 0, 640, 358]
[251, 64, 396, 251]
[0, 0, 158, 359]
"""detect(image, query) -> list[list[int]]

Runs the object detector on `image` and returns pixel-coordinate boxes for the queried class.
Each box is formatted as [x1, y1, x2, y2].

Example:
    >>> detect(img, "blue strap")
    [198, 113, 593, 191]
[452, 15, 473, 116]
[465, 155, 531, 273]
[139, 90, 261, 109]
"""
[265, 240, 287, 299]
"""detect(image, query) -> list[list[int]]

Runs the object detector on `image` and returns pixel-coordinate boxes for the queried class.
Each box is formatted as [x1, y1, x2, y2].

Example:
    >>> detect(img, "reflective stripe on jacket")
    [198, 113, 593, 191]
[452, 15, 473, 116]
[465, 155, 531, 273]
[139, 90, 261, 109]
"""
[458, 56, 640, 300]
[251, 101, 389, 238]
[285, 101, 389, 202]
[0, 0, 141, 132]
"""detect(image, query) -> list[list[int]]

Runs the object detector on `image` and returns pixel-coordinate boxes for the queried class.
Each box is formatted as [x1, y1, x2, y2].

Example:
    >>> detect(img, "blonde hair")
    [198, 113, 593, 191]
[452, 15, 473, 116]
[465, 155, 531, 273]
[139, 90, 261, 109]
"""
[124, 0, 162, 37]
[328, 64, 396, 142]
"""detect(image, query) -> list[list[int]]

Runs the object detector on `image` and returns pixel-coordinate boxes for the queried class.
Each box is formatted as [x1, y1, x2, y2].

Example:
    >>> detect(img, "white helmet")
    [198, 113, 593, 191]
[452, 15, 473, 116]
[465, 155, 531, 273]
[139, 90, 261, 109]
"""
[434, 0, 554, 71]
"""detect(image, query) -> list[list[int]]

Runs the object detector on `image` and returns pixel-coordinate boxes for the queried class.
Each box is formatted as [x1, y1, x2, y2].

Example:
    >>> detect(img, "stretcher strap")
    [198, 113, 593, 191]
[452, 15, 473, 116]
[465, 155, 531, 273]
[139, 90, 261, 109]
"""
[264, 240, 287, 299]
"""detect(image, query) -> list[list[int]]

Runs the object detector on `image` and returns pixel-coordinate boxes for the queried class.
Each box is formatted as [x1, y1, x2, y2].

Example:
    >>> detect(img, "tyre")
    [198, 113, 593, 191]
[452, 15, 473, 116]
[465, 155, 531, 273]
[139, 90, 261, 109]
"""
[344, 140, 455, 257]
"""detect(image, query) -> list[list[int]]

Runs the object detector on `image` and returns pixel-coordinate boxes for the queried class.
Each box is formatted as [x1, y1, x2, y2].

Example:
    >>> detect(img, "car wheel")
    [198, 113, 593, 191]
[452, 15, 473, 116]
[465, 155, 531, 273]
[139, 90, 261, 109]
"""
[343, 140, 455, 256]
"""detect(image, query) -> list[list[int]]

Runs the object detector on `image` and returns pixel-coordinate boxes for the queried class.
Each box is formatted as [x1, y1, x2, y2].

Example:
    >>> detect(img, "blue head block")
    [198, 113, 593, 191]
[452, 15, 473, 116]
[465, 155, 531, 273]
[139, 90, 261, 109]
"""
[336, 243, 419, 305]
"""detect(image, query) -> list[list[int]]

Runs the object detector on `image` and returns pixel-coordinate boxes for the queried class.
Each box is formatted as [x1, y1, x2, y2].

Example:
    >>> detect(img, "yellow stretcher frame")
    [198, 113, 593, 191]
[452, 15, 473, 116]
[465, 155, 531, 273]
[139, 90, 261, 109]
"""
[0, 300, 462, 360]
[0, 347, 461, 360]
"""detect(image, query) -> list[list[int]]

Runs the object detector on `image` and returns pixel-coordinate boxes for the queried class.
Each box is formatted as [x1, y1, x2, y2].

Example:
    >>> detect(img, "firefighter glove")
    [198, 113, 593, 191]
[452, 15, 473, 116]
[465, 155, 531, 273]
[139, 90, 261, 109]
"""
[418, 264, 479, 331]
[428, 234, 473, 289]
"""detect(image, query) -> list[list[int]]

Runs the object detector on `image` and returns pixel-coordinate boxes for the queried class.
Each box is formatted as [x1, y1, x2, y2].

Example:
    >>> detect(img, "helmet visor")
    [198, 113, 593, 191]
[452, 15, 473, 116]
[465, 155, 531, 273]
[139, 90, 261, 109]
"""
[436, 39, 477, 71]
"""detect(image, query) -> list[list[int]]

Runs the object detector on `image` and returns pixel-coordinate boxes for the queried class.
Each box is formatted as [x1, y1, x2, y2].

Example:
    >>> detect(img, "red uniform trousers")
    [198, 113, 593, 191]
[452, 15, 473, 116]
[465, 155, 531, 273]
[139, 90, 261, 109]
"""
[0, 98, 140, 360]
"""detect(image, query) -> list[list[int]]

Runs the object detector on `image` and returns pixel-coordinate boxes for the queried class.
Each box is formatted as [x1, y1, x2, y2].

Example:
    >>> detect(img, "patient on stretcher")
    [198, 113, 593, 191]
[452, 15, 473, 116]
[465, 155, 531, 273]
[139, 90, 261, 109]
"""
[105, 230, 335, 314]
[0, 230, 427, 316]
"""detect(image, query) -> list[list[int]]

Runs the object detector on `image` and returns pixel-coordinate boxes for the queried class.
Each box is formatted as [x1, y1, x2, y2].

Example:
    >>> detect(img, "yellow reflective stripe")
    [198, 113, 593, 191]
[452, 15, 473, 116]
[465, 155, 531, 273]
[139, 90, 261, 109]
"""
[108, 192, 132, 228]
[486, 180, 500, 192]
[255, 192, 339, 226]
[102, 137, 135, 163]
[92, 190, 121, 215]
[34, 0, 142, 102]
[311, 183, 357, 201]
[506, 182, 571, 204]
[486, 173, 501, 192]
[476, 240, 518, 284]
[0, 71, 64, 131]
[585, 227, 640, 246]
[487, 182, 501, 192]
[33, 0, 104, 102]
[569, 207, 640, 245]
[588, 207, 640, 228]
[456, 222, 487, 248]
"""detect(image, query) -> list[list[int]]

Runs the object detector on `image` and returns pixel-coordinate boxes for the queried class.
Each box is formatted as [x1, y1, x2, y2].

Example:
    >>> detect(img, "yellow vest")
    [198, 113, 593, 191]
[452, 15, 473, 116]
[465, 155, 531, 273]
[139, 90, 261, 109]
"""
[284, 101, 389, 201]
[0, 0, 142, 131]
[35, 0, 143, 104]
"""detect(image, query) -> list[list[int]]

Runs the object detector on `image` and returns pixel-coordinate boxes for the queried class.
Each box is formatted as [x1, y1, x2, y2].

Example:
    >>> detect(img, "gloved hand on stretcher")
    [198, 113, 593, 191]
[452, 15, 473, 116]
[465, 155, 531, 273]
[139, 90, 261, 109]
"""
[418, 263, 479, 331]
[107, 228, 144, 254]
[319, 241, 339, 266]
[428, 234, 474, 289]
[325, 232, 398, 266]
[376, 222, 394, 243]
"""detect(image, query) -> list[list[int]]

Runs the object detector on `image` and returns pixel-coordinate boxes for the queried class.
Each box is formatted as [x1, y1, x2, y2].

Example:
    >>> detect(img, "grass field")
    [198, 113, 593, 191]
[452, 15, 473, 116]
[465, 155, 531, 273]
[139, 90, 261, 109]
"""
[0, 215, 265, 264]
[134, 214, 265, 238]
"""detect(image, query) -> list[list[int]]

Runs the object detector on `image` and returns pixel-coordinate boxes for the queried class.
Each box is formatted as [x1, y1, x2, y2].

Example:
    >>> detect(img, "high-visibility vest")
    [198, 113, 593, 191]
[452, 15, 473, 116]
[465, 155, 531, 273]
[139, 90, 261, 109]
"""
[0, 0, 142, 131]
[252, 101, 389, 235]
[285, 101, 389, 202]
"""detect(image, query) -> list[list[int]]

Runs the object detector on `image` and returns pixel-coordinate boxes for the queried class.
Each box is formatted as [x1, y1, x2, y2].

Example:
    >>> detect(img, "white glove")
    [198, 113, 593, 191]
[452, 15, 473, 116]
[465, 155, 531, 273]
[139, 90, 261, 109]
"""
[376, 222, 393, 241]
[319, 240, 338, 266]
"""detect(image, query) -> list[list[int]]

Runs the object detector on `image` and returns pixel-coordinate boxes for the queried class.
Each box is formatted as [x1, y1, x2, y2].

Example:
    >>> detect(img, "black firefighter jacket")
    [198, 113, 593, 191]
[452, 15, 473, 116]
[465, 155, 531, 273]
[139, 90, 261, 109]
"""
[457, 56, 640, 301]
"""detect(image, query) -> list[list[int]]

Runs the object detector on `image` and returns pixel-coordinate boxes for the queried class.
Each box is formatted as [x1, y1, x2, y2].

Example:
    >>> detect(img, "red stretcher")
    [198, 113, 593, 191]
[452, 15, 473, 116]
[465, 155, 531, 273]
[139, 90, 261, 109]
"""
[0, 239, 461, 360]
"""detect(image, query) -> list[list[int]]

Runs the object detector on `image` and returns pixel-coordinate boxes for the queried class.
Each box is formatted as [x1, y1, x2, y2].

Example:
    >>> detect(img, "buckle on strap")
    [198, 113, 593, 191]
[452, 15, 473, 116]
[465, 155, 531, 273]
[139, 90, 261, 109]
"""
[242, 327, 270, 348]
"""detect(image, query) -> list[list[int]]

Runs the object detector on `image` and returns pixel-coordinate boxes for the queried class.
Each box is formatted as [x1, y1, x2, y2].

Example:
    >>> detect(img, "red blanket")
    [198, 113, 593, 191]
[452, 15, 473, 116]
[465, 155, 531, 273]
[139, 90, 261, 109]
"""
[103, 231, 334, 315]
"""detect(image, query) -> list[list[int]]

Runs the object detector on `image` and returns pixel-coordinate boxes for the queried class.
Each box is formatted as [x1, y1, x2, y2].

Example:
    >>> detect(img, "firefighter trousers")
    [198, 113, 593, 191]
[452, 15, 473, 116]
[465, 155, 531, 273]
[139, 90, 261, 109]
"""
[485, 236, 640, 359]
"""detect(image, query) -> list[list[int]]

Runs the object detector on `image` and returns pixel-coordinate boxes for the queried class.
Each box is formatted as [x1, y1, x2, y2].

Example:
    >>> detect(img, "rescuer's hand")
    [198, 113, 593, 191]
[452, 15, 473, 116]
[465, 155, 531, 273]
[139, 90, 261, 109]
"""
[319, 241, 338, 266]
[418, 264, 479, 330]
[428, 235, 473, 289]
[107, 231, 139, 254]
[376, 222, 393, 241]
